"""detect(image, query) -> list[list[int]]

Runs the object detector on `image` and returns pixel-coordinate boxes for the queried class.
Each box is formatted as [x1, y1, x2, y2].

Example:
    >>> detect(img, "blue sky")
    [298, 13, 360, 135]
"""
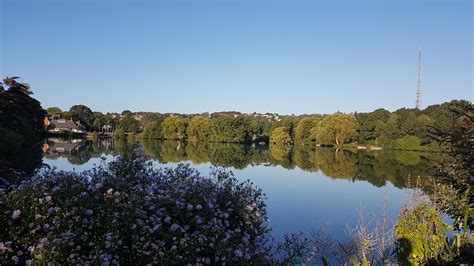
[1, 0, 472, 114]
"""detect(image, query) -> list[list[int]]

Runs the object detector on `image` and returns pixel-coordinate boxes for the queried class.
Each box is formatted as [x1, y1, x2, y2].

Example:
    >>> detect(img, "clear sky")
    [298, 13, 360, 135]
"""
[1, 0, 472, 115]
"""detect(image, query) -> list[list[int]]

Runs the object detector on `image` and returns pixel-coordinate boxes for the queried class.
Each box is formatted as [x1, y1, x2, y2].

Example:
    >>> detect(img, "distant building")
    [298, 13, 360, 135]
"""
[46, 118, 86, 133]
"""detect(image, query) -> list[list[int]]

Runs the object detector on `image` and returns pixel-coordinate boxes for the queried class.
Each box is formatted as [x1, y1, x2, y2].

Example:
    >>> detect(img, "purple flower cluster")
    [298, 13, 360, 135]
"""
[0, 154, 272, 264]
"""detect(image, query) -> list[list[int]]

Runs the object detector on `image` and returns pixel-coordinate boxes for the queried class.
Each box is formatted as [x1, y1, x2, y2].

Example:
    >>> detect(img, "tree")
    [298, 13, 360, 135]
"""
[162, 116, 188, 140]
[116, 115, 141, 134]
[294, 117, 320, 144]
[141, 113, 162, 127]
[423, 100, 471, 133]
[46, 107, 63, 116]
[0, 77, 46, 174]
[270, 127, 292, 145]
[430, 103, 473, 230]
[210, 116, 252, 143]
[356, 108, 390, 143]
[69, 105, 93, 126]
[90, 112, 105, 131]
[0, 77, 45, 142]
[314, 113, 358, 145]
[121, 110, 132, 116]
[269, 117, 298, 140]
[187, 116, 212, 142]
[143, 119, 164, 139]
[375, 114, 401, 142]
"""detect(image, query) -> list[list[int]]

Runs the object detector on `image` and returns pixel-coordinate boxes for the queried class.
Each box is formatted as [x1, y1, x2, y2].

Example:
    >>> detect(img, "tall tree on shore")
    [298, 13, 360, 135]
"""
[0, 77, 45, 174]
[162, 116, 188, 140]
[294, 117, 320, 144]
[69, 104, 93, 126]
[314, 113, 358, 145]
[187, 116, 212, 142]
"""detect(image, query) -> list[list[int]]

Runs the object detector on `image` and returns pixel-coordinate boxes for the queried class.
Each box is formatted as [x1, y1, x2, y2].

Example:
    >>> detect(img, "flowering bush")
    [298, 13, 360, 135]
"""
[0, 153, 272, 265]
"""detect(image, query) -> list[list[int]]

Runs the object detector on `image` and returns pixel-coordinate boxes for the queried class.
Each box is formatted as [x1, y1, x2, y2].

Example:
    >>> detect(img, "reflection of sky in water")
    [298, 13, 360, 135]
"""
[44, 153, 414, 241]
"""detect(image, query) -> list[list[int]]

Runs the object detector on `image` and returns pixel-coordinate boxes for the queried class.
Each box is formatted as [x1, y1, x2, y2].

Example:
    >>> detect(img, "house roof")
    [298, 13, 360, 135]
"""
[50, 119, 80, 130]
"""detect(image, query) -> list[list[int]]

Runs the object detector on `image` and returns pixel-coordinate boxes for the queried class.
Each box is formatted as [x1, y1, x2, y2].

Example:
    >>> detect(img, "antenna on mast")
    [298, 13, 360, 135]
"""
[415, 45, 422, 109]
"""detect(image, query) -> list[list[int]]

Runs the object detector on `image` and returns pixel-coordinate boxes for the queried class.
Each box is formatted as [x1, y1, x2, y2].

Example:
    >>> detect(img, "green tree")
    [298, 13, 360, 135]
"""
[46, 106, 63, 116]
[423, 100, 471, 133]
[187, 116, 212, 142]
[314, 113, 358, 145]
[121, 110, 132, 116]
[143, 119, 164, 139]
[395, 200, 450, 265]
[117, 114, 141, 133]
[69, 104, 93, 126]
[356, 108, 390, 143]
[0, 77, 45, 174]
[269, 117, 298, 140]
[210, 116, 252, 143]
[376, 114, 401, 143]
[140, 113, 162, 127]
[162, 116, 188, 140]
[294, 117, 320, 144]
[270, 127, 292, 145]
[90, 112, 105, 131]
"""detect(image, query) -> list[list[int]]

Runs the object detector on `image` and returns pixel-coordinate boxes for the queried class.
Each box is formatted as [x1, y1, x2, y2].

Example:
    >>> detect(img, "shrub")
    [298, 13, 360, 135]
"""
[395, 200, 450, 265]
[0, 153, 272, 264]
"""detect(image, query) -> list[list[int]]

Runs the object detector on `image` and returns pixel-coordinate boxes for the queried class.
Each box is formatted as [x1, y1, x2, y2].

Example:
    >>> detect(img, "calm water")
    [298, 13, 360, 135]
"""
[41, 138, 440, 241]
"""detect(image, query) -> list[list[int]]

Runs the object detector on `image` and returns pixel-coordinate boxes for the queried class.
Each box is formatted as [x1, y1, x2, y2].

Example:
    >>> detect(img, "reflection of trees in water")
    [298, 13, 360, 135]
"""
[0, 142, 43, 179]
[185, 143, 210, 164]
[293, 145, 319, 172]
[370, 152, 439, 189]
[57, 139, 438, 190]
[159, 141, 187, 163]
[207, 143, 252, 169]
[269, 144, 294, 169]
[312, 148, 358, 179]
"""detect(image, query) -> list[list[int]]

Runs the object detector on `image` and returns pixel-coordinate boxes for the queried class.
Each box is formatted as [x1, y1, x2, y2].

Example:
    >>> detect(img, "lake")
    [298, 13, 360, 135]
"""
[40, 137, 441, 242]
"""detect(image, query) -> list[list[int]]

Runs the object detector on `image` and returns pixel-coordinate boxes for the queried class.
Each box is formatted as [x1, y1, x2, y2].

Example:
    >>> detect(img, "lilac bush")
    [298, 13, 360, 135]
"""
[0, 153, 272, 265]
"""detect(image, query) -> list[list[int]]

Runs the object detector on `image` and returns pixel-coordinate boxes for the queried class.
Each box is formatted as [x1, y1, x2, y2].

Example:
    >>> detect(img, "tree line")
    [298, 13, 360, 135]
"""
[47, 99, 471, 151]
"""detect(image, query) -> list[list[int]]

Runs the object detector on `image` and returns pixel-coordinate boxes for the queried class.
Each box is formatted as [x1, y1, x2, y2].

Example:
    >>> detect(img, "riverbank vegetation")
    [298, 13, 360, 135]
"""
[0, 77, 46, 175]
[46, 99, 470, 152]
[1, 77, 473, 264]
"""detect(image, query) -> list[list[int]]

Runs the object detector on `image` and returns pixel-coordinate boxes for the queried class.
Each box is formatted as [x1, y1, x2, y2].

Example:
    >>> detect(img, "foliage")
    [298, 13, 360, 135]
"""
[423, 100, 471, 133]
[69, 105, 93, 127]
[392, 135, 422, 151]
[270, 127, 292, 145]
[161, 116, 188, 140]
[356, 108, 390, 143]
[114, 127, 126, 139]
[116, 114, 141, 134]
[294, 117, 320, 144]
[187, 116, 212, 142]
[314, 113, 358, 145]
[395, 199, 450, 265]
[0, 77, 45, 174]
[0, 154, 273, 265]
[269, 117, 298, 140]
[46, 107, 62, 116]
[143, 120, 163, 139]
[121, 110, 132, 116]
[210, 116, 252, 143]
[430, 103, 473, 230]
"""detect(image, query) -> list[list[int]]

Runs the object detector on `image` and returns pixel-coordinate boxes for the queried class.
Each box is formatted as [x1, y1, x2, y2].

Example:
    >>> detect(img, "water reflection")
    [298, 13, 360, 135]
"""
[39, 138, 440, 190]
